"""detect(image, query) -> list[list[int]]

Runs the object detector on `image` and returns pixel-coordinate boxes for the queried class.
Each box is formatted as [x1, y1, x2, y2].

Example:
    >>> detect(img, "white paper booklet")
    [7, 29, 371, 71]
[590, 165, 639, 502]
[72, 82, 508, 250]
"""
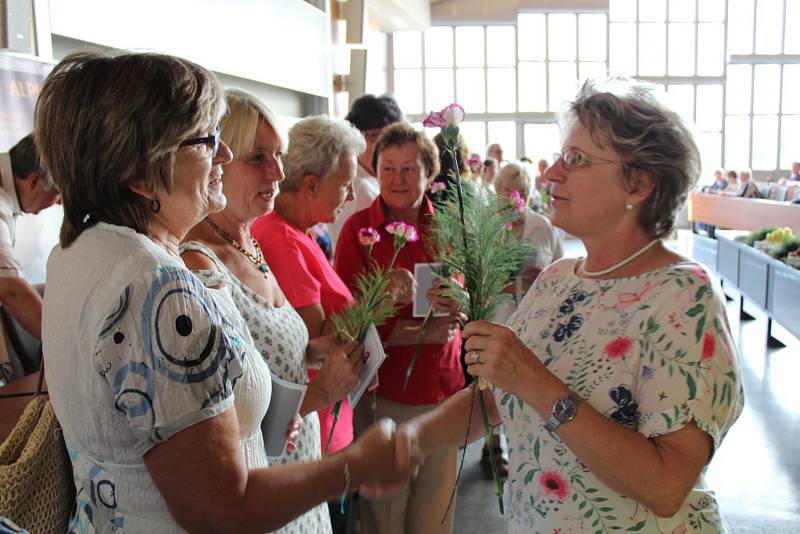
[413, 262, 449, 318]
[348, 324, 387, 408]
[261, 375, 308, 457]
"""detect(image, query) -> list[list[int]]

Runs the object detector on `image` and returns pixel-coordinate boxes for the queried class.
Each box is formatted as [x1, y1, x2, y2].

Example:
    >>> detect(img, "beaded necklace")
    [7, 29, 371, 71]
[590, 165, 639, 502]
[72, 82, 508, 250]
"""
[204, 217, 270, 278]
[579, 239, 660, 277]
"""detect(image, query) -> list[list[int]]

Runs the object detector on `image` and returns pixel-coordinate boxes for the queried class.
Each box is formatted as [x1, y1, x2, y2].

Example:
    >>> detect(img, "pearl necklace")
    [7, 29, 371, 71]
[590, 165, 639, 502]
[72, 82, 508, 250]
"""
[579, 239, 660, 277]
[204, 217, 270, 278]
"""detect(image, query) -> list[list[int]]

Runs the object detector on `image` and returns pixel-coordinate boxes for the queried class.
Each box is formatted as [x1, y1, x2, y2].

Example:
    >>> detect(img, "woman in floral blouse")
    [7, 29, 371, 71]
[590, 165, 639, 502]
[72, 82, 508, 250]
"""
[402, 78, 743, 534]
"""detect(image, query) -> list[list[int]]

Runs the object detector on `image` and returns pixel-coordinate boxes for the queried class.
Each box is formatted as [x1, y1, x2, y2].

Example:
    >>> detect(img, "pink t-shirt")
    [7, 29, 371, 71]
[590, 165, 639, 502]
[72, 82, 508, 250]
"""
[251, 211, 354, 454]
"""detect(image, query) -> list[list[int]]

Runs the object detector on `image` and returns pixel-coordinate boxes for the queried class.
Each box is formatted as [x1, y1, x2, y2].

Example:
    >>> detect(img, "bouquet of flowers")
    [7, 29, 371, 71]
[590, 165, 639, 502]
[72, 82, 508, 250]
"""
[324, 222, 418, 454]
[423, 103, 530, 515]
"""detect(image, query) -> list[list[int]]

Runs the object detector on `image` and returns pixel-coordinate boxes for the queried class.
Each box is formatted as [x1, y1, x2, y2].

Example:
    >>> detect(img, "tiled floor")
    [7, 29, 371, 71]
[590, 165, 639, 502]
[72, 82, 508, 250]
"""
[453, 232, 800, 533]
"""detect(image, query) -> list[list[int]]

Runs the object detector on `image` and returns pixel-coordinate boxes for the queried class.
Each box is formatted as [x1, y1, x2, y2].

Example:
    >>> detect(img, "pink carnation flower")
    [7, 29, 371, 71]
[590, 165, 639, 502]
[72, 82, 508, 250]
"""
[422, 103, 466, 128]
[507, 190, 527, 214]
[357, 227, 381, 248]
[386, 221, 419, 243]
[430, 182, 447, 193]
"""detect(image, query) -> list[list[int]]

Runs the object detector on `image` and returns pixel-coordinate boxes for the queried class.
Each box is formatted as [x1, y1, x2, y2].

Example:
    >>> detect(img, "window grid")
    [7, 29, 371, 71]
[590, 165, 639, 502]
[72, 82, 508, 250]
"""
[391, 1, 799, 173]
[394, 16, 607, 159]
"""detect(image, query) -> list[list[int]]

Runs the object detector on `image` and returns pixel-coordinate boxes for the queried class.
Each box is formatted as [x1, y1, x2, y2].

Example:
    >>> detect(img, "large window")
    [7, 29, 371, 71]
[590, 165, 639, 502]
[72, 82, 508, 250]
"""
[391, 14, 607, 161]
[609, 0, 726, 178]
[391, 1, 800, 176]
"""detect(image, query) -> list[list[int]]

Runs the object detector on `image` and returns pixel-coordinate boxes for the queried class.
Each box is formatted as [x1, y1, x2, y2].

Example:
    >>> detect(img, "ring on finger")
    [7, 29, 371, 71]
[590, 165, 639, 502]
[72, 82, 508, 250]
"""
[471, 351, 481, 365]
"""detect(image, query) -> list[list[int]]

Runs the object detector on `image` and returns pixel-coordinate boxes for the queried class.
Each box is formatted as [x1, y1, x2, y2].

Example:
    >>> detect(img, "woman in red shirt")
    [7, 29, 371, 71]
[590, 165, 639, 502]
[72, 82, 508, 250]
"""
[334, 123, 465, 534]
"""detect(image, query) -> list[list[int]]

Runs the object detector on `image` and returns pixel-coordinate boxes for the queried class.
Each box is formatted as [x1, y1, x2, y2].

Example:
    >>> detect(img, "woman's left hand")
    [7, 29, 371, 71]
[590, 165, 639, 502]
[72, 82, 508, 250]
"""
[462, 320, 541, 395]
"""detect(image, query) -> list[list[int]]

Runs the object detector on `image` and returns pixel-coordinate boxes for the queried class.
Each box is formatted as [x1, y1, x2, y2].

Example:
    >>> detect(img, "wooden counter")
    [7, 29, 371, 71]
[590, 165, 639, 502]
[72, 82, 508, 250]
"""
[0, 372, 46, 443]
[688, 193, 800, 233]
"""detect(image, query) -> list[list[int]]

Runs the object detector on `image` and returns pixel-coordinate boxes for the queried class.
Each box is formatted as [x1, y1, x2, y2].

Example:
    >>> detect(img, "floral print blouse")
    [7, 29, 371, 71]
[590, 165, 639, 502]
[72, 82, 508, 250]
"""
[496, 258, 744, 534]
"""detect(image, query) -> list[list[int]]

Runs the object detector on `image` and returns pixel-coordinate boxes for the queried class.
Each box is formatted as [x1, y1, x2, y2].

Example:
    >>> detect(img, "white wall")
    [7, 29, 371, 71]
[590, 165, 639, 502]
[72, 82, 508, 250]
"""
[47, 0, 332, 98]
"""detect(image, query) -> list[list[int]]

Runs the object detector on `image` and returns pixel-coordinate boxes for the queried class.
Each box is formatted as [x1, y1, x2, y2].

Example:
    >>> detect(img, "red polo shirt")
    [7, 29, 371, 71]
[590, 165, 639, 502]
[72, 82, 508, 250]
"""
[334, 196, 465, 405]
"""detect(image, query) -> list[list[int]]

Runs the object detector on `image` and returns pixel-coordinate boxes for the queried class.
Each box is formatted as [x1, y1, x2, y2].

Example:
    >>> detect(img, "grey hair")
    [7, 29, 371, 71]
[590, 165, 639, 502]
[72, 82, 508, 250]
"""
[282, 115, 366, 192]
[495, 161, 533, 201]
[562, 77, 701, 239]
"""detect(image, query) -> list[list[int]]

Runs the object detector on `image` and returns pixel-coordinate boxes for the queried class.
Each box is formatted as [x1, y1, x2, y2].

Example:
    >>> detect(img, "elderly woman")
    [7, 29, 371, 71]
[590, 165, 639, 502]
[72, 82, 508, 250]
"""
[334, 123, 466, 534]
[250, 114, 374, 533]
[401, 78, 743, 533]
[181, 90, 365, 533]
[36, 51, 411, 533]
[494, 161, 564, 303]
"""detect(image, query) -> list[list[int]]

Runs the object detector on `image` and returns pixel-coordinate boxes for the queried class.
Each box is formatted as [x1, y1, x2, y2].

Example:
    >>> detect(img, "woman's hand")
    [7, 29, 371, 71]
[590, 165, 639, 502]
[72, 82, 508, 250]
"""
[302, 338, 364, 415]
[306, 334, 346, 368]
[387, 267, 415, 305]
[462, 320, 540, 396]
[349, 418, 422, 498]
[285, 415, 303, 454]
[426, 285, 460, 314]
[424, 314, 463, 345]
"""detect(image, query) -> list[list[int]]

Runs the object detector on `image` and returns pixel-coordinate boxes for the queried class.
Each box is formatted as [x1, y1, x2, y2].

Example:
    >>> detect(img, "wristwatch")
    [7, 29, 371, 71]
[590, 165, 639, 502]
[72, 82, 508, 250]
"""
[543, 391, 583, 433]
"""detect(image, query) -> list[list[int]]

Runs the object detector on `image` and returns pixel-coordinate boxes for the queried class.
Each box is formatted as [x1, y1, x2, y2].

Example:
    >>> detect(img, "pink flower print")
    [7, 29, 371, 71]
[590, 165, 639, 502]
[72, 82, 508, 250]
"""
[538, 470, 570, 500]
[671, 525, 688, 534]
[613, 281, 655, 311]
[685, 264, 710, 284]
[701, 331, 715, 361]
[603, 336, 633, 360]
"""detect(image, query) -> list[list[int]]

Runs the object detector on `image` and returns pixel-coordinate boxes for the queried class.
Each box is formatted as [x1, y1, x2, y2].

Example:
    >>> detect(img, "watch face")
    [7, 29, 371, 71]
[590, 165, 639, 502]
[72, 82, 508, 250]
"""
[554, 397, 578, 422]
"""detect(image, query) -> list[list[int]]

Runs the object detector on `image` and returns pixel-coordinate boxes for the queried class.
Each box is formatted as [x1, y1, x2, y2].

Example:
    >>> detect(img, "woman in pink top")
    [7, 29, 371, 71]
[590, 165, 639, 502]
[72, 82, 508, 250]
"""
[251, 115, 387, 534]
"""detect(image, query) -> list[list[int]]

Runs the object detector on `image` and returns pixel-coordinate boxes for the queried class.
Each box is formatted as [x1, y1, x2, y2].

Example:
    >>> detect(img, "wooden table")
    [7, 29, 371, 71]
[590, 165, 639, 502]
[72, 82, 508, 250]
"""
[688, 192, 800, 233]
[0, 372, 46, 443]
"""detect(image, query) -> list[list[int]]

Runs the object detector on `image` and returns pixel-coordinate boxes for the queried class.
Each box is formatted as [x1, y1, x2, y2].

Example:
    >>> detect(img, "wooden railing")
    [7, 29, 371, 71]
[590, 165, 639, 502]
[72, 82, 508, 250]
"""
[688, 193, 800, 233]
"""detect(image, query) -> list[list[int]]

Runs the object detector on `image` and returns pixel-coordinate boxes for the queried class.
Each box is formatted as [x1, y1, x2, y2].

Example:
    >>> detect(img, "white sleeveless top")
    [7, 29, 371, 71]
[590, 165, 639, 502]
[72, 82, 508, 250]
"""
[181, 240, 331, 534]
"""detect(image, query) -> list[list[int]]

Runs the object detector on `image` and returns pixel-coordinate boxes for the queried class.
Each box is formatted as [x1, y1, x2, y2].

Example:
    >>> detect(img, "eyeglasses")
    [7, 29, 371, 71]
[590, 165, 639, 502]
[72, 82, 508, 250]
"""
[553, 147, 623, 171]
[179, 127, 220, 156]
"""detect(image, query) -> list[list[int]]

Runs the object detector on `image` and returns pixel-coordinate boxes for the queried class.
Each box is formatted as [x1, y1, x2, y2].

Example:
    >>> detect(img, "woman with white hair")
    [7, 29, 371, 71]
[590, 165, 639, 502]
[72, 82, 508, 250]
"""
[495, 161, 564, 303]
[252, 115, 396, 533]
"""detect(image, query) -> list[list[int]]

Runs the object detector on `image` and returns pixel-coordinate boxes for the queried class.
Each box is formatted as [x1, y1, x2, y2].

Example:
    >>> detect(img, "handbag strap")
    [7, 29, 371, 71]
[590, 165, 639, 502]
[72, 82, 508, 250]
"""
[0, 354, 45, 400]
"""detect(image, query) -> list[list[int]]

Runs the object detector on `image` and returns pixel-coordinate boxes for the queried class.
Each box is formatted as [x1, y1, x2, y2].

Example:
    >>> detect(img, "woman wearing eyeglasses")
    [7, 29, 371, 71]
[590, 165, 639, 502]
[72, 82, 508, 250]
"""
[37, 51, 414, 533]
[399, 78, 743, 533]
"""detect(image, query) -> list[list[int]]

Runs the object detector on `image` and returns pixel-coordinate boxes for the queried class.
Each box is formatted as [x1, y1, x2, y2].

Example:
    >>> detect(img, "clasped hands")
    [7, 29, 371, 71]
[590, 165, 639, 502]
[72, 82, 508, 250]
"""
[345, 418, 424, 499]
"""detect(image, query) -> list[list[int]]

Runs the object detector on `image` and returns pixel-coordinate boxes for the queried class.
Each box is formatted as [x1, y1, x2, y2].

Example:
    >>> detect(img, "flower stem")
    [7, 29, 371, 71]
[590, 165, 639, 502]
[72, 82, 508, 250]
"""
[402, 305, 435, 391]
[324, 400, 341, 456]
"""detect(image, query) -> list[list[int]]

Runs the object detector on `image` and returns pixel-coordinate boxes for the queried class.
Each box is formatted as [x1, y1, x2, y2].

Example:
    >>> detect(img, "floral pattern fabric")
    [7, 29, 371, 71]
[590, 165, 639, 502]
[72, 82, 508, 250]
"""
[496, 258, 744, 534]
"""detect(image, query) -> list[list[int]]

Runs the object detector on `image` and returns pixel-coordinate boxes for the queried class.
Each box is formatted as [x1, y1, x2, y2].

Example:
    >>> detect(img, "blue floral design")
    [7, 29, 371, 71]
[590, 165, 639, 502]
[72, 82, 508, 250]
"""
[609, 385, 639, 428]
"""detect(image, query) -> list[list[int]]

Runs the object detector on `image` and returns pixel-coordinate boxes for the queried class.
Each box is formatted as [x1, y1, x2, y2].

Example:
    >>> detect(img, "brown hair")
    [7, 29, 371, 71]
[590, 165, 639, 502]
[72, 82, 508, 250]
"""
[564, 78, 701, 239]
[34, 50, 225, 246]
[372, 123, 440, 180]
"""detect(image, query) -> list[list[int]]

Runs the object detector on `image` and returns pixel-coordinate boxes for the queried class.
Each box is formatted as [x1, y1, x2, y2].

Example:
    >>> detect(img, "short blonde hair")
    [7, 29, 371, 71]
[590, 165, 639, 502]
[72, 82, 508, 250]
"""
[495, 162, 533, 200]
[35, 50, 225, 247]
[221, 89, 285, 160]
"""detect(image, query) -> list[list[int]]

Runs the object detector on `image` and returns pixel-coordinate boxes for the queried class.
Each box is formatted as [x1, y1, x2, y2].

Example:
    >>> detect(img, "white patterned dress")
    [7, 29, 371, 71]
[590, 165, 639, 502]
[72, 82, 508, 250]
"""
[44, 223, 272, 533]
[496, 258, 744, 534]
[181, 241, 331, 534]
